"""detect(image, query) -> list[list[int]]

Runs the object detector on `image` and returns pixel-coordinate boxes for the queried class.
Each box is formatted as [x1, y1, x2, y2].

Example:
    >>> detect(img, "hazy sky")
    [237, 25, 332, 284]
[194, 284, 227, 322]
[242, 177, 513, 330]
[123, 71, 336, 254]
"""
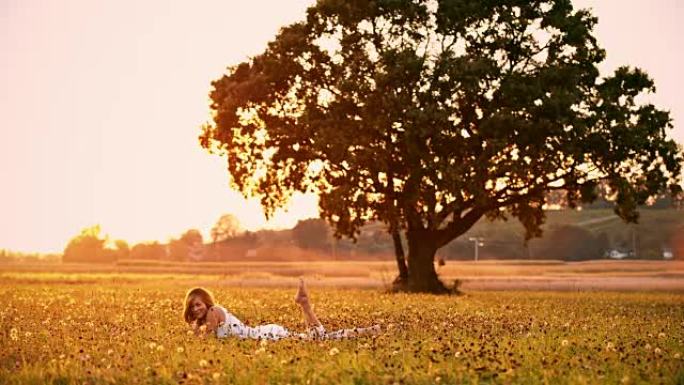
[1, 1, 683, 253]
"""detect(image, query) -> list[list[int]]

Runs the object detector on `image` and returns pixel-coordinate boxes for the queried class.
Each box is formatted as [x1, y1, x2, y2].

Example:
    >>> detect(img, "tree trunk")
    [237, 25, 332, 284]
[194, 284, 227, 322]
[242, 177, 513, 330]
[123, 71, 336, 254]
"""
[406, 230, 449, 293]
[391, 230, 409, 287]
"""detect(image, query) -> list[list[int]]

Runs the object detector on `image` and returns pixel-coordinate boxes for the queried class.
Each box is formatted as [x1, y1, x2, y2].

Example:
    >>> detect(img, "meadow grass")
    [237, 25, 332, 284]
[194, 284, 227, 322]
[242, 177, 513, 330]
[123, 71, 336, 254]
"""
[1, 276, 683, 384]
[3, 259, 683, 280]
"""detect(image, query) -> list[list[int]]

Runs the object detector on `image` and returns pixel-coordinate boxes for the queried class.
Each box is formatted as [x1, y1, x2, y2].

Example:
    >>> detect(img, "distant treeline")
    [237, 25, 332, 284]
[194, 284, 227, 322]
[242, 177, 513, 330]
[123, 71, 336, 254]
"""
[3, 202, 682, 264]
[61, 207, 684, 263]
[0, 250, 60, 263]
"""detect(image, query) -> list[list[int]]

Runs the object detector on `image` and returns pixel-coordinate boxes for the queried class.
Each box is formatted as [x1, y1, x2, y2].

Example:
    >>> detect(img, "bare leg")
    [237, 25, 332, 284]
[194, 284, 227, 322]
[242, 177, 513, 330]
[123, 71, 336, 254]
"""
[326, 325, 382, 339]
[294, 278, 322, 328]
[293, 279, 382, 339]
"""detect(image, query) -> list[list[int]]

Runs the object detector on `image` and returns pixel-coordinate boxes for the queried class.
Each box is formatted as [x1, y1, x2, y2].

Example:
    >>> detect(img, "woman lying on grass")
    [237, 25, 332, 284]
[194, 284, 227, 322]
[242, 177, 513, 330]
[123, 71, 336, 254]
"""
[183, 279, 381, 340]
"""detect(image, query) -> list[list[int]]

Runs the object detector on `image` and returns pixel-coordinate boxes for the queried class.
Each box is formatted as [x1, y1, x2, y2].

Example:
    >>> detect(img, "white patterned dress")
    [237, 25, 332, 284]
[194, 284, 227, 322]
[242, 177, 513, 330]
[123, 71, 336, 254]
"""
[213, 305, 377, 340]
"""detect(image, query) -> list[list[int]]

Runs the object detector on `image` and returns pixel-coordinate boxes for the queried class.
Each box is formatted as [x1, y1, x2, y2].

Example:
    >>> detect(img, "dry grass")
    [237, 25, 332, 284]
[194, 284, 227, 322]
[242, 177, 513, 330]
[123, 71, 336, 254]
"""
[1, 282, 683, 384]
[2, 260, 683, 292]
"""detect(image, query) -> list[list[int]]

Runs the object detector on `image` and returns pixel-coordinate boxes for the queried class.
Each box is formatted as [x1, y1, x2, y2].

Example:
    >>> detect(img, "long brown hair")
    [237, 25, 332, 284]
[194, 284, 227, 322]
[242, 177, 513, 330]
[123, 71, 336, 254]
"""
[183, 287, 215, 325]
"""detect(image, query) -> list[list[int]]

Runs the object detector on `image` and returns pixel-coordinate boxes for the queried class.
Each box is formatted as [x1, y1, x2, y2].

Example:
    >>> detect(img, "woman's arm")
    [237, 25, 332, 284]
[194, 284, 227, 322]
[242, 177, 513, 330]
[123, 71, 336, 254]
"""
[189, 320, 206, 336]
[200, 307, 225, 338]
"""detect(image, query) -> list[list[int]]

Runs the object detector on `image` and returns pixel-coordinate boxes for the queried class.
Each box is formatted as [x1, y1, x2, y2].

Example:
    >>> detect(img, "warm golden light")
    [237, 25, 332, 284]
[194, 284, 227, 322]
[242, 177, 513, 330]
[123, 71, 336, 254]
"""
[1, 0, 682, 253]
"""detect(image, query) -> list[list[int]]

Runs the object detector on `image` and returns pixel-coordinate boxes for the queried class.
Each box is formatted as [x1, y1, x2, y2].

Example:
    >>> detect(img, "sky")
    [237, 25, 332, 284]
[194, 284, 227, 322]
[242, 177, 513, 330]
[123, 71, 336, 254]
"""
[1, 1, 683, 253]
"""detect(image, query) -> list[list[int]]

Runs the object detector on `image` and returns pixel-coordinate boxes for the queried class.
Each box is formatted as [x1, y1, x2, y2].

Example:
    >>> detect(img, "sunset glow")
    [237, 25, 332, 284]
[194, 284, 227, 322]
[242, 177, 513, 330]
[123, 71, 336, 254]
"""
[1, 0, 682, 253]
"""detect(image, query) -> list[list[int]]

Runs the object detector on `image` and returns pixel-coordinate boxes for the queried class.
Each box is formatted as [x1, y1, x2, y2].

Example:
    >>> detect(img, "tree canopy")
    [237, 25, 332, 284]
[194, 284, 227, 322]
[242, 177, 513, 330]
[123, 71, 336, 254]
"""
[293, 218, 330, 250]
[201, 0, 683, 292]
[168, 229, 204, 261]
[63, 225, 125, 263]
[210, 214, 243, 243]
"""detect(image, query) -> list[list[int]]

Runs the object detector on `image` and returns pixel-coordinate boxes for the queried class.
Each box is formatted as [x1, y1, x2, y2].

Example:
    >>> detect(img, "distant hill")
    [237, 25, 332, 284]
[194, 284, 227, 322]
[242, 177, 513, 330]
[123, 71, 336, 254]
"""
[205, 208, 684, 262]
[191, 208, 683, 262]
[441, 208, 684, 261]
[41, 208, 679, 264]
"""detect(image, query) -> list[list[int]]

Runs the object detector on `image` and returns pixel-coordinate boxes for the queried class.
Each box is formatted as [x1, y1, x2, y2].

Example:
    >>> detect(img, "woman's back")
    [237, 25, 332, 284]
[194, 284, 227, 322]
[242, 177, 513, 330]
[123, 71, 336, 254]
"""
[213, 305, 290, 340]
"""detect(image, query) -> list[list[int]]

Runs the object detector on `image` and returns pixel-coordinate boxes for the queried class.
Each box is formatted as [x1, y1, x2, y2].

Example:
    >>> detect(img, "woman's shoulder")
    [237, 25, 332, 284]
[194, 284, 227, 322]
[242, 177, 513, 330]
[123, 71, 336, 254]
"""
[212, 305, 244, 326]
[208, 305, 227, 322]
[209, 304, 227, 313]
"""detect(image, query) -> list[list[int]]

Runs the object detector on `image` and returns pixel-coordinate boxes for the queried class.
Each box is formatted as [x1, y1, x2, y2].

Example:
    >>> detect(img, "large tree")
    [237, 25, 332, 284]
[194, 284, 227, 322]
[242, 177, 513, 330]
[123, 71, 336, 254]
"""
[200, 0, 682, 292]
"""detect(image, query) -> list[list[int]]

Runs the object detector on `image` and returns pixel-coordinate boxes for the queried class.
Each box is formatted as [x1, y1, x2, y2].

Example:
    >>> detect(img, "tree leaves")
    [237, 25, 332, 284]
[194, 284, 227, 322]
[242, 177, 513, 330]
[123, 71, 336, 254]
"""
[201, 0, 682, 252]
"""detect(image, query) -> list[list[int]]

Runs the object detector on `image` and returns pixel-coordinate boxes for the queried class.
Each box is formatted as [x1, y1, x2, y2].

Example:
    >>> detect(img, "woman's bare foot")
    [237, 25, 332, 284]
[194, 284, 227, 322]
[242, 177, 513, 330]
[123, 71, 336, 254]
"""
[294, 278, 310, 306]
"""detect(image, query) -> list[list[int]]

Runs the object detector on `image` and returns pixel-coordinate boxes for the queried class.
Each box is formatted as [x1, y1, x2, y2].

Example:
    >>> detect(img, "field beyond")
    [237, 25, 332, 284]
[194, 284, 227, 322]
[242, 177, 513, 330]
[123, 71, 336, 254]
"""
[2, 259, 684, 292]
[1, 275, 683, 384]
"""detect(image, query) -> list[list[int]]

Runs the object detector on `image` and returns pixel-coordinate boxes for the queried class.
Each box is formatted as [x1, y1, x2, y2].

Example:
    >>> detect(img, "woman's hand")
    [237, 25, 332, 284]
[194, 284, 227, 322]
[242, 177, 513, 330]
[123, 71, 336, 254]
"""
[189, 321, 200, 336]
[199, 307, 221, 338]
[189, 318, 213, 338]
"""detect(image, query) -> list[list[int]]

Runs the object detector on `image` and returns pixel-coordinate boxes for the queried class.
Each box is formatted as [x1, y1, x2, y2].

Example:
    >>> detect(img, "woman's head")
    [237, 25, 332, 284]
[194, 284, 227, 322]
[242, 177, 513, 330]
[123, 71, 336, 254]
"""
[183, 287, 215, 324]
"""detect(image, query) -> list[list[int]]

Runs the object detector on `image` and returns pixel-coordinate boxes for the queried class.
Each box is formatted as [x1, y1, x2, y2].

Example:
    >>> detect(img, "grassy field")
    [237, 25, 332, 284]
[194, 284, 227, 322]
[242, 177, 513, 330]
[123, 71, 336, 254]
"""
[2, 260, 683, 292]
[1, 274, 683, 384]
[4, 259, 683, 277]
